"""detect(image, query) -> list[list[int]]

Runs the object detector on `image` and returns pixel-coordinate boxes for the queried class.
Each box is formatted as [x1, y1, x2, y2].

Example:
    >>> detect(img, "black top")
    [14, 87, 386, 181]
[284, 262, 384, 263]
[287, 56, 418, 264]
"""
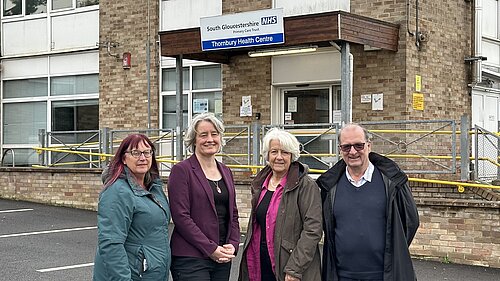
[256, 190, 276, 281]
[208, 178, 229, 245]
[256, 190, 274, 244]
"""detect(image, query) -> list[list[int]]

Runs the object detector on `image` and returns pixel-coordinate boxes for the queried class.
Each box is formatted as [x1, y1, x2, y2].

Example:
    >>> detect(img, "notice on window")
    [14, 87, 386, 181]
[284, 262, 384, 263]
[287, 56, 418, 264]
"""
[332, 110, 342, 123]
[194, 99, 209, 113]
[412, 93, 424, 110]
[288, 97, 297, 112]
[215, 100, 223, 114]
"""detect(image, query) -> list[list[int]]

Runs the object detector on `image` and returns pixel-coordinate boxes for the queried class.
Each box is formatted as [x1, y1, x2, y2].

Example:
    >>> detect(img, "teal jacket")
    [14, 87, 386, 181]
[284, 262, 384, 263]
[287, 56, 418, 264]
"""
[93, 167, 171, 281]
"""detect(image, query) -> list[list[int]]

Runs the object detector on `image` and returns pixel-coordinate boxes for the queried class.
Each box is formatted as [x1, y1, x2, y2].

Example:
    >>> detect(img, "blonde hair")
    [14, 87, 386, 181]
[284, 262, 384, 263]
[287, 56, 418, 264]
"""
[184, 113, 225, 153]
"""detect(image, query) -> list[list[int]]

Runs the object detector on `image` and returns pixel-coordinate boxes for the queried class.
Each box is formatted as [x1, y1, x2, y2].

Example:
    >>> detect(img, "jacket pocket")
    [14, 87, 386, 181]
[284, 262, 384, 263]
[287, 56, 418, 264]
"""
[280, 239, 296, 255]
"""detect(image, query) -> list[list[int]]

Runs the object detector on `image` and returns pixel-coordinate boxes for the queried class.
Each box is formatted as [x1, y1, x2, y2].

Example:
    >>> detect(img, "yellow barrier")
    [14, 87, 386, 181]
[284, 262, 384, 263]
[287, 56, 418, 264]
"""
[31, 146, 500, 191]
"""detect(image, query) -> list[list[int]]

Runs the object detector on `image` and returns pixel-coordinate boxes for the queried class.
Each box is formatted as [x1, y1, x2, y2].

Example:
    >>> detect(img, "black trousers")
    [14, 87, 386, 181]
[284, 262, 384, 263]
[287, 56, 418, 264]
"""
[171, 256, 231, 281]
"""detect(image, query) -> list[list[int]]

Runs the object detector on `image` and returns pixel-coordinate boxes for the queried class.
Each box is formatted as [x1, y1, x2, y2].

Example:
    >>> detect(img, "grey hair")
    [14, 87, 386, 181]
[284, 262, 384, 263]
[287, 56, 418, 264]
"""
[184, 112, 225, 153]
[262, 128, 301, 162]
[338, 123, 372, 143]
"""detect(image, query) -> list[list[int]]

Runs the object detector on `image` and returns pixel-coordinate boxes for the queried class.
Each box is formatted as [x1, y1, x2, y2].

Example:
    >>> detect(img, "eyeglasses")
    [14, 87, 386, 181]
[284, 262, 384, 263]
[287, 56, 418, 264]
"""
[126, 149, 153, 158]
[339, 143, 366, 152]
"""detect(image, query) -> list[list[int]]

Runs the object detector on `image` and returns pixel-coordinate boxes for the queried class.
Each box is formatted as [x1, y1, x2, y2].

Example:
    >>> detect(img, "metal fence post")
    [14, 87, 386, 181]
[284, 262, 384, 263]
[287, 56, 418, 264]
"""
[252, 121, 261, 166]
[101, 127, 110, 167]
[38, 129, 46, 166]
[460, 115, 469, 181]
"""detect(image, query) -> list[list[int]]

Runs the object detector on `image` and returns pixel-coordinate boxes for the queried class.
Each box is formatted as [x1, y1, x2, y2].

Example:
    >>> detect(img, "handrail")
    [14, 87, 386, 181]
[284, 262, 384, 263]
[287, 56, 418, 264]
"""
[1, 148, 15, 167]
[30, 146, 500, 191]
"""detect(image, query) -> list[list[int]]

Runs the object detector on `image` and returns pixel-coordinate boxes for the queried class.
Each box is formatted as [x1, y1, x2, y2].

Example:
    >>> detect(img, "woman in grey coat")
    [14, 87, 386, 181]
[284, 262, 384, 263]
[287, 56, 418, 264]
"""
[238, 128, 322, 281]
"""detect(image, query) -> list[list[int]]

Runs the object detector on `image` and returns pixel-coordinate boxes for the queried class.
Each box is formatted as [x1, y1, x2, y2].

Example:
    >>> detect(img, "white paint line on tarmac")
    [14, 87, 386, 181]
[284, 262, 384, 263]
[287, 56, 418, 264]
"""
[0, 226, 97, 239]
[0, 208, 33, 213]
[37, 262, 94, 273]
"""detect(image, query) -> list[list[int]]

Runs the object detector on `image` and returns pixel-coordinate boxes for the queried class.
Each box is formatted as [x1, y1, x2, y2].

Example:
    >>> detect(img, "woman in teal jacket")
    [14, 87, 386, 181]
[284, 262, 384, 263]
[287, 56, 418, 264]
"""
[93, 134, 171, 281]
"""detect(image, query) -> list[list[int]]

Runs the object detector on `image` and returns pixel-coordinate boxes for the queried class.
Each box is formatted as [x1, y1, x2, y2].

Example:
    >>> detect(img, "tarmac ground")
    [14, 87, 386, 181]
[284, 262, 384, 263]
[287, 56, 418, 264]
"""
[1, 198, 499, 281]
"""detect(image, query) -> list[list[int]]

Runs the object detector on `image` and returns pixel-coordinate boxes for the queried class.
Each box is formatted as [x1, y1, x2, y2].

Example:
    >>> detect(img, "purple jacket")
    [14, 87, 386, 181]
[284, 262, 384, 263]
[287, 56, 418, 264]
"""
[167, 154, 240, 258]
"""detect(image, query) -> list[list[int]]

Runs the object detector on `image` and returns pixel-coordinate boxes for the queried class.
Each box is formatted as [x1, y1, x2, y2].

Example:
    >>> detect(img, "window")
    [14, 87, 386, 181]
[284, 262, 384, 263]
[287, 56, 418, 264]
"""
[482, 0, 500, 69]
[52, 99, 98, 131]
[52, 0, 71, 10]
[3, 0, 48, 16]
[483, 0, 498, 39]
[51, 74, 98, 96]
[76, 0, 98, 8]
[3, 0, 22, 16]
[193, 65, 221, 90]
[162, 67, 189, 91]
[26, 0, 47, 15]
[3, 102, 47, 144]
[163, 95, 188, 130]
[161, 64, 222, 130]
[3, 78, 48, 98]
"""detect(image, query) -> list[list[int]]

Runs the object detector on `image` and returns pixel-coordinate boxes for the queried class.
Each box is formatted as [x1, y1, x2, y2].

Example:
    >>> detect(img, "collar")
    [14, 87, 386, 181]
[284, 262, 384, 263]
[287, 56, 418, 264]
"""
[345, 161, 374, 187]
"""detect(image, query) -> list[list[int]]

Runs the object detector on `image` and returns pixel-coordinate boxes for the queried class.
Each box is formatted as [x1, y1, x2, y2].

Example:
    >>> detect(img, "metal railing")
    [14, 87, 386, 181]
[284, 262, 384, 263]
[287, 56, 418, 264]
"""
[473, 125, 500, 182]
[25, 118, 500, 184]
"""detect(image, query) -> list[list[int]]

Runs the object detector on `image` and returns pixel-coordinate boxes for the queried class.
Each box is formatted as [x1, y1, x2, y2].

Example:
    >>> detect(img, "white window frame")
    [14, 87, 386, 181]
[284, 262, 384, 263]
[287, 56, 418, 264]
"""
[159, 59, 222, 130]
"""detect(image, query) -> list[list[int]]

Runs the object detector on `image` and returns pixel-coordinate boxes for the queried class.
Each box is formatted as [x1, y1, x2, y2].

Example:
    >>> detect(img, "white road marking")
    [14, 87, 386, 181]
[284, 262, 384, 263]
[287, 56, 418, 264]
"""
[0, 208, 33, 213]
[37, 262, 94, 273]
[0, 226, 97, 239]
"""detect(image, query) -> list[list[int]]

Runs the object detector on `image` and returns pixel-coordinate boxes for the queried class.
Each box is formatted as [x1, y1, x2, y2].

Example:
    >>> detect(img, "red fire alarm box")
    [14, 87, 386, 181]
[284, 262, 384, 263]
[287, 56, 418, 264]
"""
[122, 52, 131, 69]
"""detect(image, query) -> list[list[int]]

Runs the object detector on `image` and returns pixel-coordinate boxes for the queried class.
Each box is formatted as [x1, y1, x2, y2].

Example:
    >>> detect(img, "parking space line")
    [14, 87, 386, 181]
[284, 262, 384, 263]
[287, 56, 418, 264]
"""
[0, 208, 34, 213]
[0, 226, 97, 239]
[37, 263, 94, 273]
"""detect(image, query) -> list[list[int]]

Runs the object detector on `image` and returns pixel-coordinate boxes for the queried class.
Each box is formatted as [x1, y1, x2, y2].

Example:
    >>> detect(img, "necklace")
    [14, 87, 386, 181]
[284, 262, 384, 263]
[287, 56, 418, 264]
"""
[209, 179, 222, 193]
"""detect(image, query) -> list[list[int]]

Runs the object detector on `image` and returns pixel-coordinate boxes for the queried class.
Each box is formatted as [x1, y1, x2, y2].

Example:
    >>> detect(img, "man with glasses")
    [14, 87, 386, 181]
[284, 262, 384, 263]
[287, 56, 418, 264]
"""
[317, 123, 419, 281]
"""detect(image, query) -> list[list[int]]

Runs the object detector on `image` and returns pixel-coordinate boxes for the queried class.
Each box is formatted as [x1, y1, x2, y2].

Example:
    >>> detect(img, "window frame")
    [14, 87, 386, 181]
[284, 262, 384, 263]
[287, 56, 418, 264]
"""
[160, 62, 222, 130]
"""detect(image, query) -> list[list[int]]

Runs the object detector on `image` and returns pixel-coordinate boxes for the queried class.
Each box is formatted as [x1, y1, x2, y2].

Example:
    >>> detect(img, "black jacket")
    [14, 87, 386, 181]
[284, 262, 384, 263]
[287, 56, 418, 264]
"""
[316, 152, 419, 281]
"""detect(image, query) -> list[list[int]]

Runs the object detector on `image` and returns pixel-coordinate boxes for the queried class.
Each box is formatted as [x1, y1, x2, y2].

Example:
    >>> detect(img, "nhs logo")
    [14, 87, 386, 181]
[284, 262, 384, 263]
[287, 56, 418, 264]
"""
[261, 15, 278, 25]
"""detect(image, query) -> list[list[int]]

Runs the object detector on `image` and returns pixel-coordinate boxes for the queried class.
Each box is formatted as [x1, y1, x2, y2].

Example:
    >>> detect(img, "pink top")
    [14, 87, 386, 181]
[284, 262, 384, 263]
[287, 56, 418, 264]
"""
[246, 173, 288, 281]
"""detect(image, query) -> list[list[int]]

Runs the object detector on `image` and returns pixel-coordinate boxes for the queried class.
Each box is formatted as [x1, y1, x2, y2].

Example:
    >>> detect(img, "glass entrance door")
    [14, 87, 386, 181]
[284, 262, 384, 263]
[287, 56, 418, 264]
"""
[279, 86, 341, 170]
[283, 88, 330, 124]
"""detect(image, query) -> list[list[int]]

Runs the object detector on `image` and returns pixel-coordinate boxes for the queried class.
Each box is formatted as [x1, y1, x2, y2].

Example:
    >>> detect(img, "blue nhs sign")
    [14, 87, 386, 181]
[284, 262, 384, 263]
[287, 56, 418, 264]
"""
[200, 8, 284, 51]
[261, 15, 278, 25]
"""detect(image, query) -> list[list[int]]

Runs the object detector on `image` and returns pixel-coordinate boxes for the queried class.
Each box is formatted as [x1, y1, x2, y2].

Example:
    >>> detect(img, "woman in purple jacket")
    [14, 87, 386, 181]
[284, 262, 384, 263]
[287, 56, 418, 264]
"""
[168, 113, 240, 281]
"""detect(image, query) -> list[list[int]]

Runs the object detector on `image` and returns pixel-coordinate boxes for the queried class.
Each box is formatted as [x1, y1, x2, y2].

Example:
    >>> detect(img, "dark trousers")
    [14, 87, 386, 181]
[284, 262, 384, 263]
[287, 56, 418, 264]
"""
[171, 256, 231, 281]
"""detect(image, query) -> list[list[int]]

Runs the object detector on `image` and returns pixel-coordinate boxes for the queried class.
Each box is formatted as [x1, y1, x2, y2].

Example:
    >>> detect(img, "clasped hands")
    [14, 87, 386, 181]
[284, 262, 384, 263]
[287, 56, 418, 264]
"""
[210, 244, 235, 263]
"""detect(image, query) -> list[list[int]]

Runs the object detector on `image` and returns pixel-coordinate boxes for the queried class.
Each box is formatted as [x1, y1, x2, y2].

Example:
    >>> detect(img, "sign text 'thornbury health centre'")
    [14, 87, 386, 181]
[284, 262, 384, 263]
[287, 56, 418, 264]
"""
[200, 9, 284, 51]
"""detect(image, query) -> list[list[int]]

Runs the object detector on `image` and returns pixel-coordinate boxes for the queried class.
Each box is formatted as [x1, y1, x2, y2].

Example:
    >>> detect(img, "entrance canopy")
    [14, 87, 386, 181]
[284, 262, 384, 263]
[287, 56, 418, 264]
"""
[159, 11, 399, 64]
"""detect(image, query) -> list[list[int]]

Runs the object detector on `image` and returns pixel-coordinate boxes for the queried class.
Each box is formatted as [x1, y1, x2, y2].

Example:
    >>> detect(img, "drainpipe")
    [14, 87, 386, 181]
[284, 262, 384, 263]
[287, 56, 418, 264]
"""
[473, 0, 483, 84]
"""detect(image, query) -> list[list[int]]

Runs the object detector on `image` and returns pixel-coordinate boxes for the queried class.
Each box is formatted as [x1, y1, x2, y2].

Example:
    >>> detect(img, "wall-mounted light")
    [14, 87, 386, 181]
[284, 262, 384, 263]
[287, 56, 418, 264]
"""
[248, 45, 318, 57]
[122, 52, 131, 69]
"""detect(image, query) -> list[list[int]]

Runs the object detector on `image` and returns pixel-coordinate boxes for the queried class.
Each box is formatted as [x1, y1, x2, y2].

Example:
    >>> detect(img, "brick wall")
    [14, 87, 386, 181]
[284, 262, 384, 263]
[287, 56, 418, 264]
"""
[222, 56, 273, 125]
[99, 0, 160, 130]
[350, 0, 472, 122]
[1, 168, 498, 267]
[411, 199, 500, 267]
[0, 168, 102, 210]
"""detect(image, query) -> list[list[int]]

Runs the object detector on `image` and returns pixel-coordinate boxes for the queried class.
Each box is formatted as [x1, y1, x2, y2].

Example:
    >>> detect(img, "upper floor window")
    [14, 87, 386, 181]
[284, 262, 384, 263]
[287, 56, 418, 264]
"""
[3, 0, 22, 16]
[3, 78, 48, 98]
[3, 0, 47, 16]
[76, 0, 98, 8]
[52, 0, 71, 10]
[3, 0, 97, 17]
